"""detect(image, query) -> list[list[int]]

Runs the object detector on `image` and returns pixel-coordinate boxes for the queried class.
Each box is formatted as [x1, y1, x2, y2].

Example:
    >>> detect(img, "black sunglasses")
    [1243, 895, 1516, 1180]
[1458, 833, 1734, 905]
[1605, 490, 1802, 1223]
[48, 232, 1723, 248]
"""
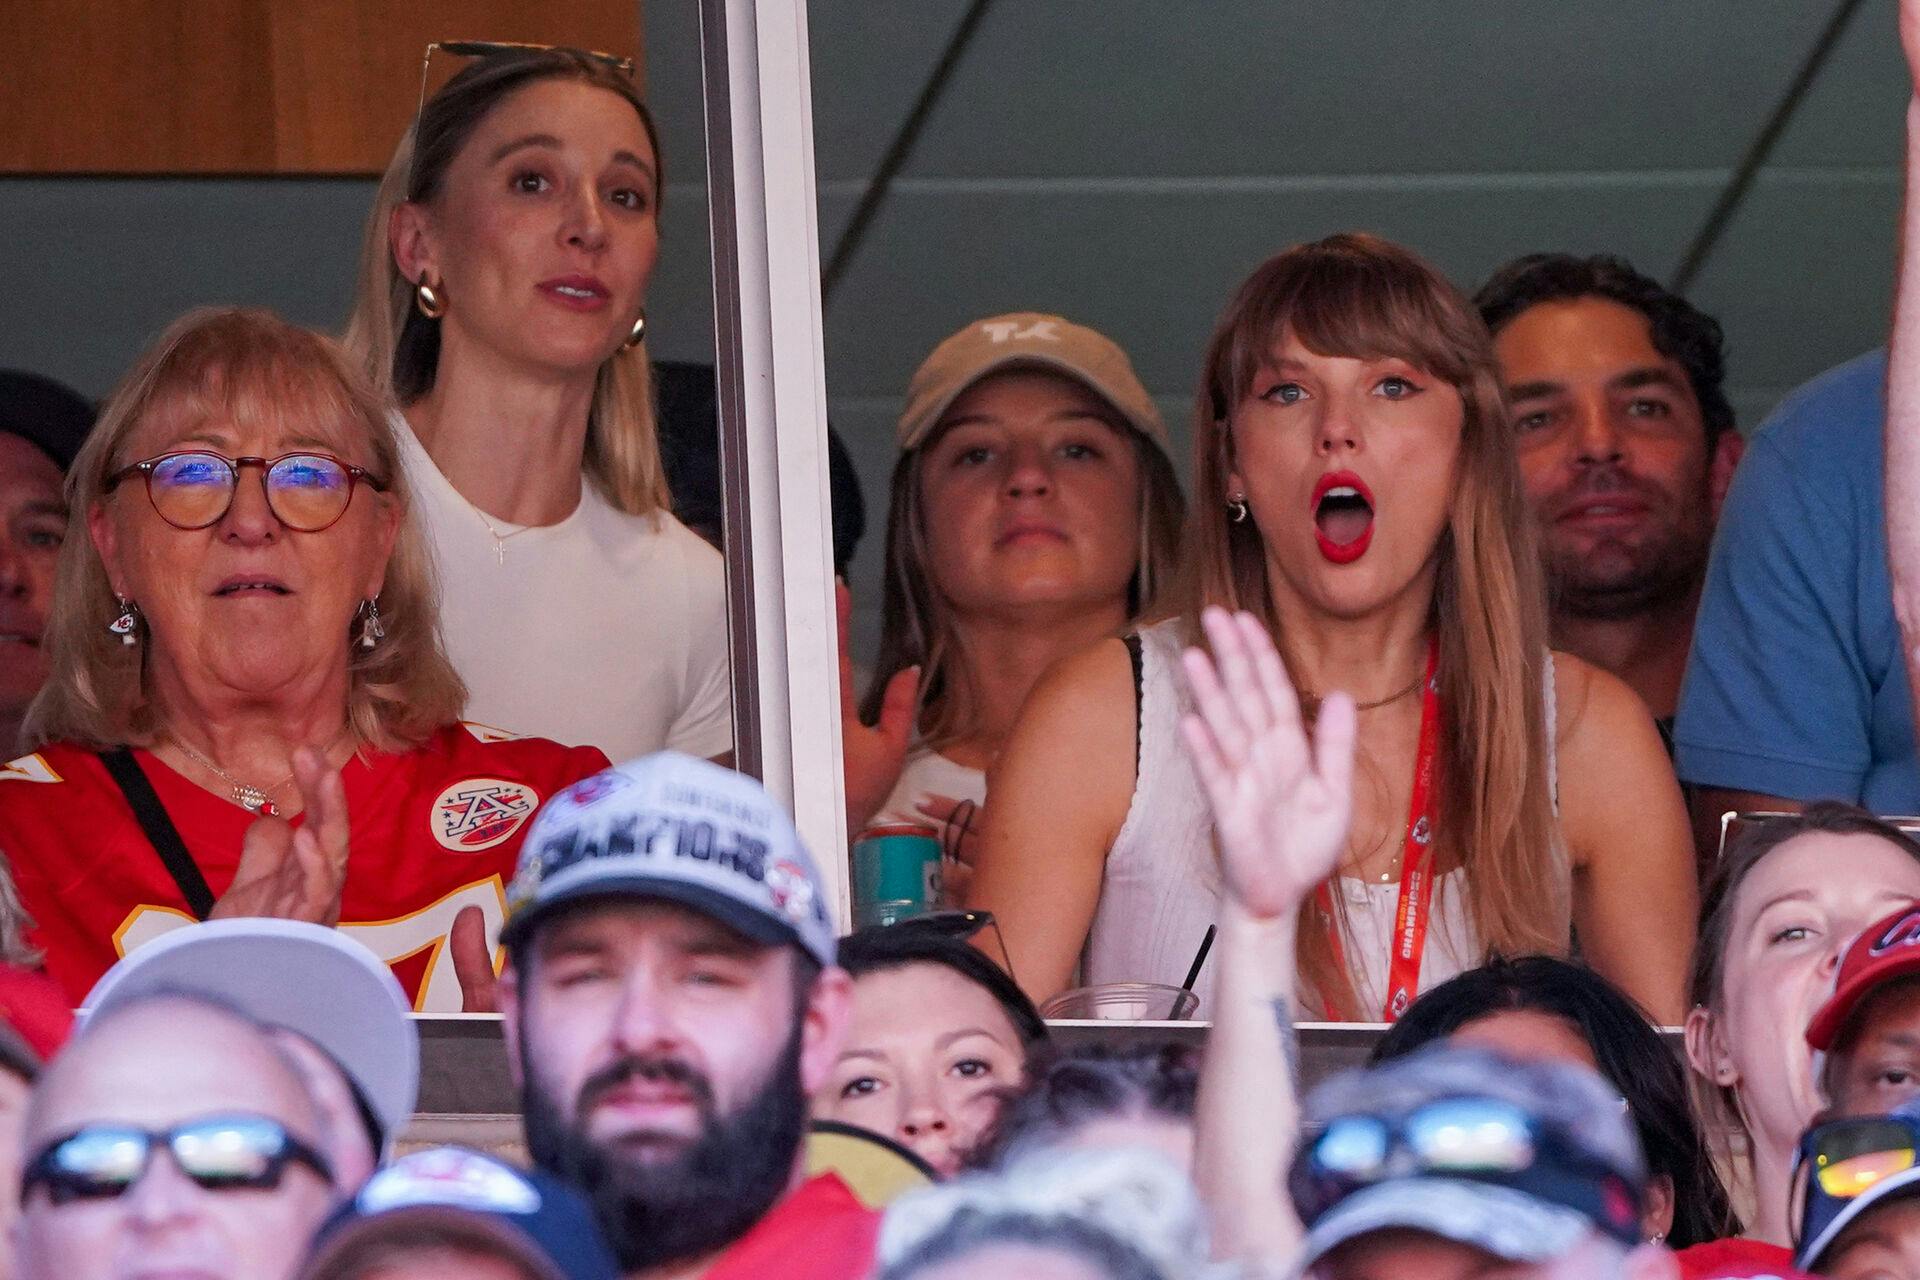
[883, 909, 1018, 984]
[22, 1114, 333, 1206]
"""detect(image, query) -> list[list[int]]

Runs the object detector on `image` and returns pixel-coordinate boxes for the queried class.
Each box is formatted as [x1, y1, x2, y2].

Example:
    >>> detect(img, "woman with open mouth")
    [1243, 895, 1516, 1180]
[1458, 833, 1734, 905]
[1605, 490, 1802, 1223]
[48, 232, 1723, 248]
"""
[0, 309, 607, 1012]
[966, 233, 1696, 1024]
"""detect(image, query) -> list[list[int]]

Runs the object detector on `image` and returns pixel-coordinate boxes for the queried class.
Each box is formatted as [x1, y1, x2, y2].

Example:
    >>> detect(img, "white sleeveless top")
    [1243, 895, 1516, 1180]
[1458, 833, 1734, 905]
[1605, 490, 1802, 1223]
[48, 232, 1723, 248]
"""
[1085, 620, 1562, 1019]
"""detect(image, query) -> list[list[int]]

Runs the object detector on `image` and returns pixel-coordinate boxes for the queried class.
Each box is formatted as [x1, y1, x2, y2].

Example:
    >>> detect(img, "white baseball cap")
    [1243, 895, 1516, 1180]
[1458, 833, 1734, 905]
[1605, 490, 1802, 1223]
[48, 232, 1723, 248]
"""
[83, 918, 419, 1145]
[503, 752, 837, 968]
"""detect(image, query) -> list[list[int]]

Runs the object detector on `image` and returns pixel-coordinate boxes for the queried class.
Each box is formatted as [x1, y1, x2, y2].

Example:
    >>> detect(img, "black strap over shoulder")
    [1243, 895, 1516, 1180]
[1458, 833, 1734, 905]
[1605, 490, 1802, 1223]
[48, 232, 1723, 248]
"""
[97, 749, 216, 920]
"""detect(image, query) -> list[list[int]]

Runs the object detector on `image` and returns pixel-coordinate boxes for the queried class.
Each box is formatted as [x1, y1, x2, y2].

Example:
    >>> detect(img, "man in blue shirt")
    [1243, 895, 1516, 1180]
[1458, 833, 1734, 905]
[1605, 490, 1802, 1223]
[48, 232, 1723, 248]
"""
[1675, 349, 1920, 849]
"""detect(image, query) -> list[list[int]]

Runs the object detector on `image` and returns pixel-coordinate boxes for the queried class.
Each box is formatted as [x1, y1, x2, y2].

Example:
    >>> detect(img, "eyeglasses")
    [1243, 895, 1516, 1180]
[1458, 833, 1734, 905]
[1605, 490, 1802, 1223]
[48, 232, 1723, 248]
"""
[104, 451, 385, 533]
[1288, 1097, 1640, 1239]
[1799, 1115, 1917, 1200]
[22, 1114, 333, 1206]
[418, 40, 637, 121]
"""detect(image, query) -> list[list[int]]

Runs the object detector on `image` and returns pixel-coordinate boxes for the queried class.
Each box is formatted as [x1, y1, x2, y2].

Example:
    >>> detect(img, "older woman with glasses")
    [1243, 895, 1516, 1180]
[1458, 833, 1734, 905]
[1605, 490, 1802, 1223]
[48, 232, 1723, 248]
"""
[0, 308, 607, 1010]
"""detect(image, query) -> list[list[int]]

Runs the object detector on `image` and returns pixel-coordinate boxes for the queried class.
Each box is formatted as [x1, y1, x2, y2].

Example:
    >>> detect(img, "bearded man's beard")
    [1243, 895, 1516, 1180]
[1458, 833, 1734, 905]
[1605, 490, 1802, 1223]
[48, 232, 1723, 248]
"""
[522, 1020, 808, 1273]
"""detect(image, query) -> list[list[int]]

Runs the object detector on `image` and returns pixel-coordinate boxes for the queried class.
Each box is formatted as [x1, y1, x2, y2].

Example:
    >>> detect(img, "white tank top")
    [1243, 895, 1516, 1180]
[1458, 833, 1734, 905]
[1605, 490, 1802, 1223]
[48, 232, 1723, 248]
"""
[1084, 619, 1563, 1019]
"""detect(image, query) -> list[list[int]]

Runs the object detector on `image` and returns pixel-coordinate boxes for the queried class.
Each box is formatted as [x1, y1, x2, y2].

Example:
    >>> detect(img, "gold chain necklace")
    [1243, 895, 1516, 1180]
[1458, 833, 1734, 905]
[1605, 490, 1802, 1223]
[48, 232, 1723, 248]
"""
[171, 733, 349, 816]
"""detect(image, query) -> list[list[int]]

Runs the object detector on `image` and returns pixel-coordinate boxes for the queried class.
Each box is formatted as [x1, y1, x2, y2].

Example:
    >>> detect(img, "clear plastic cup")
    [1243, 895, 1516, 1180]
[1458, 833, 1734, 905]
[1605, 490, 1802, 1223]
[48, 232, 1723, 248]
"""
[1040, 982, 1199, 1021]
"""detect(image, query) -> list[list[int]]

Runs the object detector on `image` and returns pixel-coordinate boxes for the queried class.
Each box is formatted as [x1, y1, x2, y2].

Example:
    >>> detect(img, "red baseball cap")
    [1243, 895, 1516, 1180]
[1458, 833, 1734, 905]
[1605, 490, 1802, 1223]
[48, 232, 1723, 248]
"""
[1807, 903, 1920, 1051]
[0, 966, 74, 1079]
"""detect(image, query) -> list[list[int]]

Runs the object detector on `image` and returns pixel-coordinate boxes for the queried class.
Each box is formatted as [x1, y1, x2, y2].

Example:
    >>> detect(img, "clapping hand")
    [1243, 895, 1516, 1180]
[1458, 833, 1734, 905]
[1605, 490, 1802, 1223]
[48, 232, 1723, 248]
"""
[1178, 607, 1356, 921]
[211, 747, 350, 925]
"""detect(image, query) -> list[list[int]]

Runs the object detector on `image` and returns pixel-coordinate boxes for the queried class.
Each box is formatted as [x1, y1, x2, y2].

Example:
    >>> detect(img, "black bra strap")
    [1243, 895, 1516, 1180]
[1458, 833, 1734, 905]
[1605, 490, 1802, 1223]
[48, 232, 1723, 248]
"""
[98, 749, 215, 920]
[1124, 633, 1145, 776]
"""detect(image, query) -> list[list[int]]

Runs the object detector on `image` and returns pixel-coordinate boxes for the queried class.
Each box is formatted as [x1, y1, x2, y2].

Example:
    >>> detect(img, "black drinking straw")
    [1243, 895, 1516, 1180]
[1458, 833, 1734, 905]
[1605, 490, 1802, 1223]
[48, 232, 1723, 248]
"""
[1171, 925, 1217, 1019]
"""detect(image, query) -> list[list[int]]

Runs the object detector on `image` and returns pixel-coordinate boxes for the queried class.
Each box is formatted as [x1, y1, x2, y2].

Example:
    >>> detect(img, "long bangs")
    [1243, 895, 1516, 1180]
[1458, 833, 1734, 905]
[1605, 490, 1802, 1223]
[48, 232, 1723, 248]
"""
[1213, 235, 1488, 420]
[109, 314, 389, 477]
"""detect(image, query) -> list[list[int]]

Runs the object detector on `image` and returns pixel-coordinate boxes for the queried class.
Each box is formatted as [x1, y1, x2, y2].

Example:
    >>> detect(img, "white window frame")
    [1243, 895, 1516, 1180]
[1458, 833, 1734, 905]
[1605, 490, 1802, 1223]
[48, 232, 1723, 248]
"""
[697, 0, 851, 929]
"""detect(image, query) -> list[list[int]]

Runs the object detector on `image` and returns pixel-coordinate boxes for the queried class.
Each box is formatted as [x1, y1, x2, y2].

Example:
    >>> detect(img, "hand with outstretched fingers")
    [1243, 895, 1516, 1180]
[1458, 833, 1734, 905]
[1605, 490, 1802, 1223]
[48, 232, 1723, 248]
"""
[1178, 607, 1357, 922]
[839, 578, 920, 833]
[210, 747, 350, 925]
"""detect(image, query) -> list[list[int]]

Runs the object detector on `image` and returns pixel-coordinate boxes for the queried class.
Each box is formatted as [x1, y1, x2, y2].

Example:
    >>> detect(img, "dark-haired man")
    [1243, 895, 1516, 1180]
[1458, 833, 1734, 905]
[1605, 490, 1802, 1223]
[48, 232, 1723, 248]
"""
[497, 752, 874, 1280]
[1477, 255, 1744, 752]
[0, 370, 93, 752]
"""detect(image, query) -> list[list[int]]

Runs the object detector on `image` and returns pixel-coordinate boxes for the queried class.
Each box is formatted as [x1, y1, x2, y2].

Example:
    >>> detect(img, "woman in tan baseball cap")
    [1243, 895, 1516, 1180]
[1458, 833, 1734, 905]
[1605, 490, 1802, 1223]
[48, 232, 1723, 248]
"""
[841, 313, 1185, 861]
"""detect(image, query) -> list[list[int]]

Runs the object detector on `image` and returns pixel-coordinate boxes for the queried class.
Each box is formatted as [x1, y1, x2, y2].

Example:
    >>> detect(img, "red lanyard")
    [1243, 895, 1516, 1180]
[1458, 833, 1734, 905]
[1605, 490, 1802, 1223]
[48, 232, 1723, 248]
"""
[1315, 635, 1442, 1022]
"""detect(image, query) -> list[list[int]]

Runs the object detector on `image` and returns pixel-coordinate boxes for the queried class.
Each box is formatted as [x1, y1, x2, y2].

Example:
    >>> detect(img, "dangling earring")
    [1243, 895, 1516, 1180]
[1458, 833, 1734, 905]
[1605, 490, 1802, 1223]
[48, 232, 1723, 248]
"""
[415, 275, 446, 320]
[1227, 497, 1249, 524]
[623, 309, 647, 350]
[358, 598, 386, 650]
[107, 596, 139, 646]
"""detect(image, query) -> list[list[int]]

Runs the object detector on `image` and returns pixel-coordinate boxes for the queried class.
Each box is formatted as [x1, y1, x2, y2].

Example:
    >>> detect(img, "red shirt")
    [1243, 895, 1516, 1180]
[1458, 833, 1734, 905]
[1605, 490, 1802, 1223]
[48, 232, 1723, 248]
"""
[704, 1174, 879, 1280]
[1675, 1238, 1799, 1280]
[0, 723, 607, 1010]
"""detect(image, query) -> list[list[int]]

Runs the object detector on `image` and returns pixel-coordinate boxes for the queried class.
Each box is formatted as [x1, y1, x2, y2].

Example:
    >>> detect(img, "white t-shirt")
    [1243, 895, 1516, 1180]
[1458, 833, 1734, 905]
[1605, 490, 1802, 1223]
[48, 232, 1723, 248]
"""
[394, 413, 733, 762]
[876, 748, 987, 830]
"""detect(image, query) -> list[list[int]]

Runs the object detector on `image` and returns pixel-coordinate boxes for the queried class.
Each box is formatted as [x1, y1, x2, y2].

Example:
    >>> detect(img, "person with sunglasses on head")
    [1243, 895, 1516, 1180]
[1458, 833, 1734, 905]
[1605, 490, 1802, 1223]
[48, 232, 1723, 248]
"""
[344, 42, 731, 768]
[814, 917, 1047, 1178]
[843, 314, 1185, 862]
[1371, 955, 1738, 1251]
[13, 992, 336, 1280]
[1679, 807, 1920, 1262]
[967, 235, 1695, 1024]
[1791, 1100, 1920, 1280]
[1286, 1044, 1677, 1280]
[0, 309, 608, 1010]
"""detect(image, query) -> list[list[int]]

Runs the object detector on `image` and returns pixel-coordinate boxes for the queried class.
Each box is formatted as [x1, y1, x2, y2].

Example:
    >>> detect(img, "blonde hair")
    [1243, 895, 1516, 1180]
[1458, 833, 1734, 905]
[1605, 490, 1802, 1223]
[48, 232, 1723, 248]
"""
[862, 372, 1186, 748]
[25, 307, 466, 754]
[1187, 233, 1562, 1017]
[342, 45, 670, 517]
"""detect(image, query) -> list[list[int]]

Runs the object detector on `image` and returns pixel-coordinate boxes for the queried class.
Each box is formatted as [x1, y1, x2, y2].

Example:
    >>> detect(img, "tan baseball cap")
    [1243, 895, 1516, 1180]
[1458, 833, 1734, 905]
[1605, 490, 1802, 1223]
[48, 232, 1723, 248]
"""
[897, 312, 1167, 452]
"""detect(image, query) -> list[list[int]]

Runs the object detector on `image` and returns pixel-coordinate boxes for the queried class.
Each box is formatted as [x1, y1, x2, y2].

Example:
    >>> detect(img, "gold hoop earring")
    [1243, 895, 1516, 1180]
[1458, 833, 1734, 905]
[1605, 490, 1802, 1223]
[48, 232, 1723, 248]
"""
[415, 276, 446, 320]
[623, 310, 647, 350]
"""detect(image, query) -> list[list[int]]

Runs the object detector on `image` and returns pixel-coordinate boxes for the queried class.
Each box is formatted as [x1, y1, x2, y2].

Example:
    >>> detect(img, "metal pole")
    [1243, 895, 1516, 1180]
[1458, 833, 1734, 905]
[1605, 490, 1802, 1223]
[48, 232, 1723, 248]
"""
[697, 0, 851, 926]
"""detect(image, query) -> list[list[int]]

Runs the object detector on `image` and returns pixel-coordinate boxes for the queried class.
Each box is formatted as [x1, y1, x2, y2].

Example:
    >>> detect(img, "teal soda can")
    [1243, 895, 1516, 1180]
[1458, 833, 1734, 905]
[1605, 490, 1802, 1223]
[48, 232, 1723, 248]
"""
[852, 823, 943, 928]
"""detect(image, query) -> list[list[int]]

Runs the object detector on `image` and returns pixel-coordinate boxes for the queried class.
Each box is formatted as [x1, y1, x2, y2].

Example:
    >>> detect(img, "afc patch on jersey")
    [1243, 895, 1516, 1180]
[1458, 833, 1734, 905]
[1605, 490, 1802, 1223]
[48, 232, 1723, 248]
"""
[0, 754, 62, 785]
[431, 777, 540, 852]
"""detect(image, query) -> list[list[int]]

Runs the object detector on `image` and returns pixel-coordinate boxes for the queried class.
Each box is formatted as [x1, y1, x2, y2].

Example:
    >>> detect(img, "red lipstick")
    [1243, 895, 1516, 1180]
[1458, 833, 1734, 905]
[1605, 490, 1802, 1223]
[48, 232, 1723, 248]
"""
[1312, 470, 1375, 565]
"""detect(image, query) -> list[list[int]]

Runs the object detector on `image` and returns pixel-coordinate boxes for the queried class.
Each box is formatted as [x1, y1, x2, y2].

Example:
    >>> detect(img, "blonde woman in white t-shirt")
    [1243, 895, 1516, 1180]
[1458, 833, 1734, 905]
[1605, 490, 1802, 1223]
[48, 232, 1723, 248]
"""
[344, 45, 730, 762]
[841, 314, 1186, 863]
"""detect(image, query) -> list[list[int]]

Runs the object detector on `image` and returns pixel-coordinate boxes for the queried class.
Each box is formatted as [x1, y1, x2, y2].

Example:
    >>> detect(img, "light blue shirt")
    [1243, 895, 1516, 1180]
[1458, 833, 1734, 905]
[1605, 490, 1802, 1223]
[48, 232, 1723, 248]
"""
[1675, 349, 1920, 812]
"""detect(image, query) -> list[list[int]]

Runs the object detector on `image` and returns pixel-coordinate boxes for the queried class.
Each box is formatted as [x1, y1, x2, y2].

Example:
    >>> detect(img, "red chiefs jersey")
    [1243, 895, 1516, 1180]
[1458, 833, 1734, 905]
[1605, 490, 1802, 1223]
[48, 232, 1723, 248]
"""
[0, 723, 607, 1011]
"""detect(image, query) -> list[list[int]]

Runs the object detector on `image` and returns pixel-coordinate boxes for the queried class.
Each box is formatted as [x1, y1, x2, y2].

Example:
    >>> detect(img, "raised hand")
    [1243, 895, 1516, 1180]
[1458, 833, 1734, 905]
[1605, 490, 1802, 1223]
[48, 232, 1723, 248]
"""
[838, 578, 921, 833]
[210, 747, 350, 925]
[1178, 607, 1356, 921]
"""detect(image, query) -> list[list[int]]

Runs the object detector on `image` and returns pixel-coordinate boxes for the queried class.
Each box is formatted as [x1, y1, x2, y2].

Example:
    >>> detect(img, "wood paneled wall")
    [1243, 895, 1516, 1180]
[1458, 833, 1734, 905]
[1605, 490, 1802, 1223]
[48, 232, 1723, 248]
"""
[2, 0, 643, 175]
